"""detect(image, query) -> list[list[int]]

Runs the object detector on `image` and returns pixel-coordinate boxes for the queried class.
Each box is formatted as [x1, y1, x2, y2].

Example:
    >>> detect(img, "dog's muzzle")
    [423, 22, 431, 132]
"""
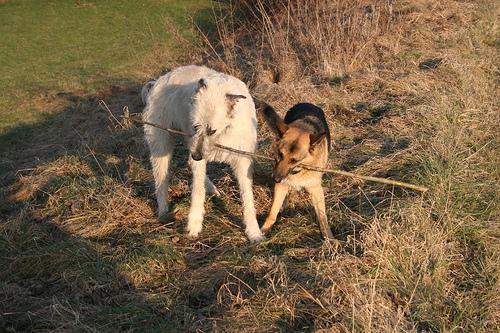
[273, 175, 284, 183]
[191, 134, 206, 161]
[273, 166, 302, 183]
[191, 152, 203, 161]
[273, 171, 288, 183]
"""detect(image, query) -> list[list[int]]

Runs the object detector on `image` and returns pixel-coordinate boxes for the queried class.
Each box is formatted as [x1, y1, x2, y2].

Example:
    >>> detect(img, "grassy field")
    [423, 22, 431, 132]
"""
[0, 0, 211, 133]
[1, 0, 499, 332]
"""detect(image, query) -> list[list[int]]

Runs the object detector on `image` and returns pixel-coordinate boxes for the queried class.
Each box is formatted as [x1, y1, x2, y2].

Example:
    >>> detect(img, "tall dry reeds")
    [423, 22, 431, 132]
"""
[202, 0, 400, 84]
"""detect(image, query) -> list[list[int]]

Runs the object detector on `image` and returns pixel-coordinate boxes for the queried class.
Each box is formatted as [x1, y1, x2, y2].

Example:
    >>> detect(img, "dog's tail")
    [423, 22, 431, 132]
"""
[141, 80, 156, 105]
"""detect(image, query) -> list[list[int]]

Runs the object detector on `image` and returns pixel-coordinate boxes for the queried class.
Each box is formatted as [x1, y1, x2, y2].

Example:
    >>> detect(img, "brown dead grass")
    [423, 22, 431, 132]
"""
[195, 0, 499, 331]
[0, 0, 498, 332]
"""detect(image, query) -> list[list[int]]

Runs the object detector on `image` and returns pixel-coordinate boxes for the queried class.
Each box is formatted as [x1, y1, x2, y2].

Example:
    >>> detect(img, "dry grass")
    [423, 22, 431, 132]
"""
[1, 0, 498, 332]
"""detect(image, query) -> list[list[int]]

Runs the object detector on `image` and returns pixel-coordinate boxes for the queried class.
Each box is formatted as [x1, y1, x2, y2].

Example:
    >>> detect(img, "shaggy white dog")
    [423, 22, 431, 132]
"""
[142, 65, 264, 242]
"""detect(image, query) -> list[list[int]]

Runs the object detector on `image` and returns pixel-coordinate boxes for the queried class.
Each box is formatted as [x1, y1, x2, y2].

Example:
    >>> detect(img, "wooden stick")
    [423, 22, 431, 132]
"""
[215, 144, 429, 193]
[114, 109, 429, 193]
[140, 119, 194, 137]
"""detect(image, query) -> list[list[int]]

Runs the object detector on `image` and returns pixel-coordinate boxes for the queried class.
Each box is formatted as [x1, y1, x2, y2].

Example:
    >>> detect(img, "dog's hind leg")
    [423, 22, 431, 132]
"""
[187, 159, 207, 238]
[261, 182, 289, 235]
[232, 159, 264, 242]
[205, 177, 220, 196]
[306, 185, 334, 240]
[189, 176, 219, 196]
[149, 132, 174, 219]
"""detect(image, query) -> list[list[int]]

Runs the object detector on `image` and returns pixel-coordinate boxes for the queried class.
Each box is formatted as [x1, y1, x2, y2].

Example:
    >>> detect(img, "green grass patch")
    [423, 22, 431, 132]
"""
[0, 0, 213, 133]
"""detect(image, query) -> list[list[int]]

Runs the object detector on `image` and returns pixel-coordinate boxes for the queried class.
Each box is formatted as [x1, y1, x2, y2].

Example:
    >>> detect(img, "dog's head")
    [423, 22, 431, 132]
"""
[190, 77, 248, 161]
[262, 105, 325, 183]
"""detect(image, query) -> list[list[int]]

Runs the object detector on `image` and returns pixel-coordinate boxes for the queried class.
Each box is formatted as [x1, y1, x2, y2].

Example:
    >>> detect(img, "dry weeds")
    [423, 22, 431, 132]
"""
[1, 0, 498, 332]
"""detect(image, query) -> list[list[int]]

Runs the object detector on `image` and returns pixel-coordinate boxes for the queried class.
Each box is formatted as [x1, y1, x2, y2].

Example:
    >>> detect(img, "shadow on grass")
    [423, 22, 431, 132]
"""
[0, 81, 193, 331]
[0, 213, 175, 331]
[0, 80, 323, 331]
[0, 70, 417, 333]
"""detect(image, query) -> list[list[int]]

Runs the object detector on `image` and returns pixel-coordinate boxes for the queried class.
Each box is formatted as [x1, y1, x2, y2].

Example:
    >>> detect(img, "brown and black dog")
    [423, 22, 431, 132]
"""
[261, 103, 334, 240]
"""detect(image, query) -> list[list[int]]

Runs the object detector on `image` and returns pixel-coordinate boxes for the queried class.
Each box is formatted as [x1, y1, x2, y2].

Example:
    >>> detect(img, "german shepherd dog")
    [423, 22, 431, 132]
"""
[261, 103, 334, 240]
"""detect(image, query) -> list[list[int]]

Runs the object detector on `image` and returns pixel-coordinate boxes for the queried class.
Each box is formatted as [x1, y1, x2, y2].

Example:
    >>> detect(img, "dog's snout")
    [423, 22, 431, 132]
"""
[273, 162, 290, 183]
[191, 134, 207, 161]
[273, 175, 283, 183]
[272, 170, 284, 183]
[191, 152, 203, 161]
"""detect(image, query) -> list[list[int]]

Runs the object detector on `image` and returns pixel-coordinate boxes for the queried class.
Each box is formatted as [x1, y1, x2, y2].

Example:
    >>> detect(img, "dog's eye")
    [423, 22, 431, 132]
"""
[290, 158, 297, 164]
[193, 124, 201, 132]
[278, 152, 284, 160]
[206, 126, 217, 136]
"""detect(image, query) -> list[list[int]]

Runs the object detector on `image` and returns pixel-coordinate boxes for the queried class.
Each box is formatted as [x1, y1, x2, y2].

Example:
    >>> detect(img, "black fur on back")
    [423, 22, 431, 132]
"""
[284, 103, 331, 151]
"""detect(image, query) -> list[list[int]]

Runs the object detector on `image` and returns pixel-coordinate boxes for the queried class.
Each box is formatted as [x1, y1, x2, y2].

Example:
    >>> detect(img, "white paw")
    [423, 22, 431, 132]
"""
[187, 228, 201, 240]
[246, 228, 266, 243]
[186, 213, 203, 239]
[186, 223, 202, 239]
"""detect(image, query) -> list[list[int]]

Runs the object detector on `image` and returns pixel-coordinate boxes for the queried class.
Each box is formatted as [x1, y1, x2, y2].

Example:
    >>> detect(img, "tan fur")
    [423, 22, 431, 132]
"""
[261, 125, 334, 240]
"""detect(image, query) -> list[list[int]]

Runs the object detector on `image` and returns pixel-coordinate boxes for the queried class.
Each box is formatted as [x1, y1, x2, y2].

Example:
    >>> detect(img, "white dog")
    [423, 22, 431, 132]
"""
[142, 65, 264, 242]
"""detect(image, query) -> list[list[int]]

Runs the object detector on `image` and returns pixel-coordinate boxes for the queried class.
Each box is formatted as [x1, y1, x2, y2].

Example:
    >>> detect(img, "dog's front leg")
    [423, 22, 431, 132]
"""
[232, 159, 264, 242]
[306, 185, 334, 240]
[261, 182, 289, 235]
[186, 159, 207, 239]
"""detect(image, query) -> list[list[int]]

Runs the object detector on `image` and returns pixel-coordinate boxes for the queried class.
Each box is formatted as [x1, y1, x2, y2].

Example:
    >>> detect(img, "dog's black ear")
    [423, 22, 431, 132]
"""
[262, 104, 288, 137]
[226, 93, 247, 102]
[195, 78, 207, 93]
[309, 132, 326, 151]
[226, 94, 247, 116]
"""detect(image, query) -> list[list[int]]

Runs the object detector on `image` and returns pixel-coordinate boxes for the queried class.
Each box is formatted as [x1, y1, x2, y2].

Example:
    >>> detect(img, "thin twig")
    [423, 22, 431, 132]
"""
[111, 107, 429, 193]
[99, 100, 125, 129]
[73, 127, 106, 175]
[213, 142, 428, 192]
[297, 284, 329, 312]
[140, 119, 194, 137]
